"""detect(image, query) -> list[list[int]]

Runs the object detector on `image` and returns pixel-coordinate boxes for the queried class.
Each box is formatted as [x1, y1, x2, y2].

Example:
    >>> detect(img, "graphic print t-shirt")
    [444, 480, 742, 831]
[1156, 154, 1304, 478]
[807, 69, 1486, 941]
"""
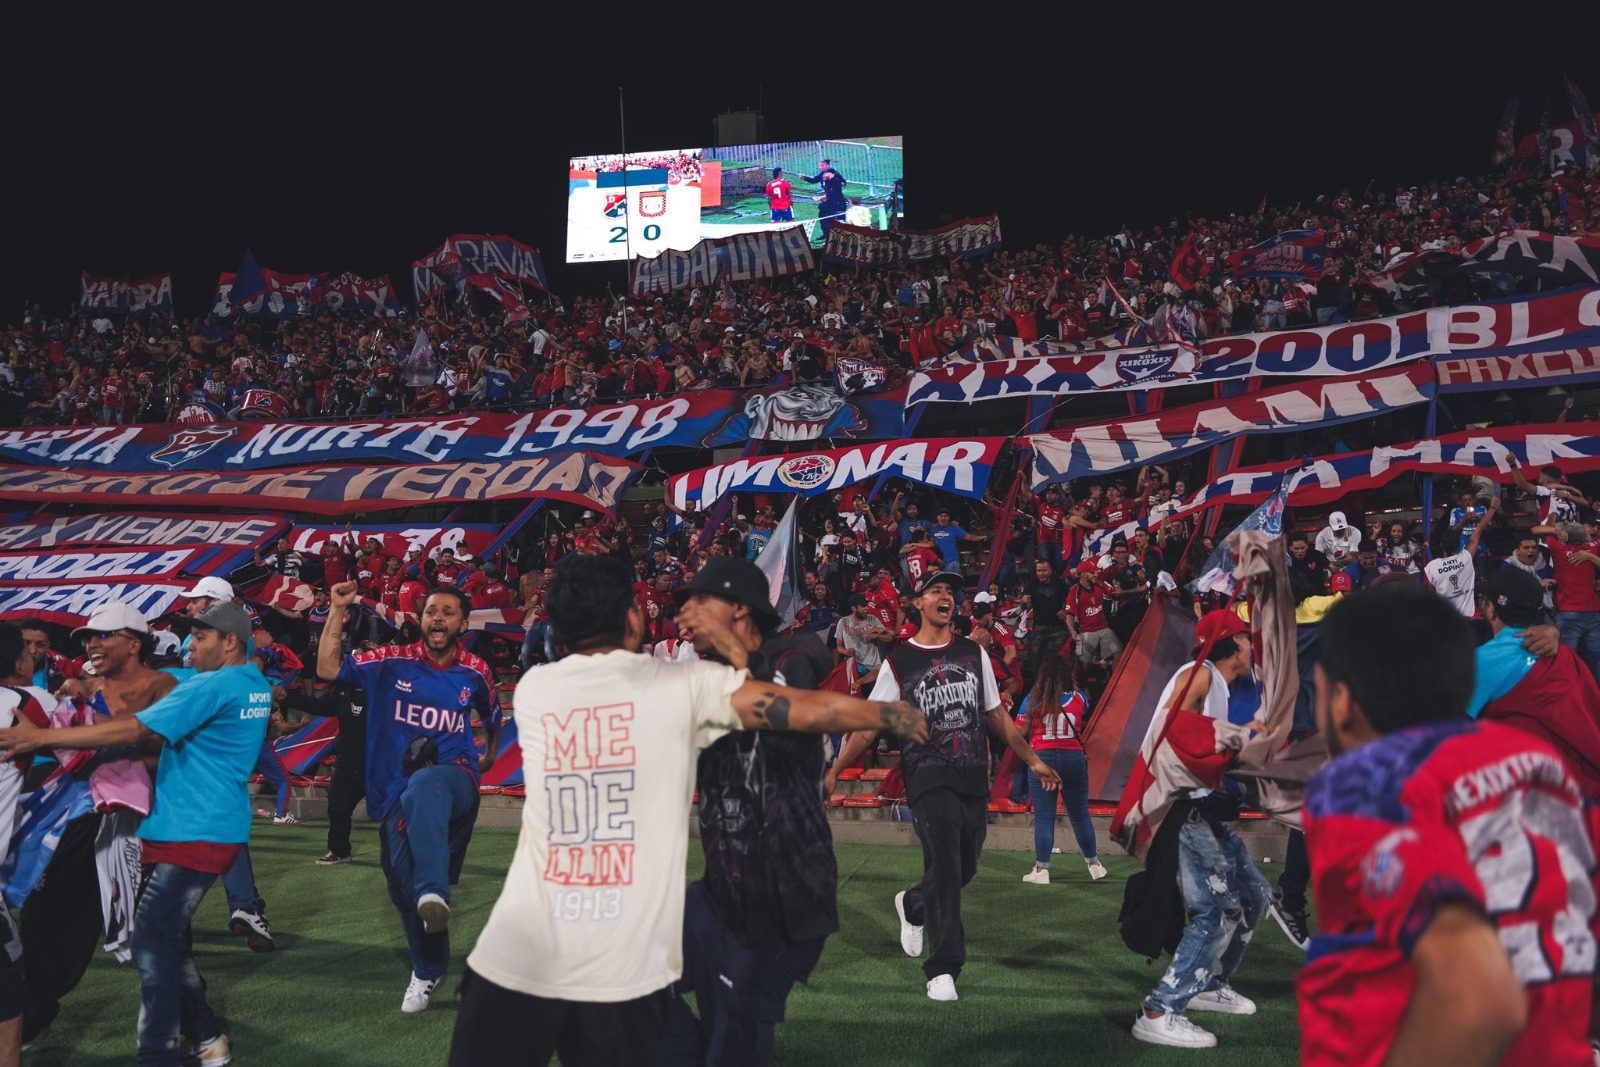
[466, 651, 744, 1002]
[870, 636, 999, 801]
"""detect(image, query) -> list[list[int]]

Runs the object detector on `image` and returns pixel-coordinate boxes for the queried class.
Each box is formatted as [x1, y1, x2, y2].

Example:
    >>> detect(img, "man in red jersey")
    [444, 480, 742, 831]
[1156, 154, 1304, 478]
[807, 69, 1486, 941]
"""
[1299, 582, 1597, 1066]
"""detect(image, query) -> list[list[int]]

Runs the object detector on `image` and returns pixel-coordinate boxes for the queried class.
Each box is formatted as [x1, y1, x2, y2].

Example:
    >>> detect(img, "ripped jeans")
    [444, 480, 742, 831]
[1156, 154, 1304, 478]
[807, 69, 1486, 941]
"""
[1143, 815, 1270, 1016]
[131, 863, 224, 1066]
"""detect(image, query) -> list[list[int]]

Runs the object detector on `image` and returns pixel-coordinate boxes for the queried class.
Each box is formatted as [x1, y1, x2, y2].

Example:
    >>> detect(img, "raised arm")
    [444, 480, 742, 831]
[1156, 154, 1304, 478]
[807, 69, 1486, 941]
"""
[729, 679, 926, 743]
[1465, 498, 1499, 558]
[319, 580, 359, 682]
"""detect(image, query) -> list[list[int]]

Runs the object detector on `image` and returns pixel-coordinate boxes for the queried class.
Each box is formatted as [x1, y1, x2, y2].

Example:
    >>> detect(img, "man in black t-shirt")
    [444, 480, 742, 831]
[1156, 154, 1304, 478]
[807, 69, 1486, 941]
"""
[801, 158, 848, 236]
[836, 571, 1060, 1003]
[666, 558, 837, 1066]
[1023, 559, 1069, 673]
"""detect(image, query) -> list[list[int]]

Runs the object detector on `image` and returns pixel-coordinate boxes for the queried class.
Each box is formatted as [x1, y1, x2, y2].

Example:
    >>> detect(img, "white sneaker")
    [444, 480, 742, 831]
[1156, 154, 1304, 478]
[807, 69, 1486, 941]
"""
[197, 1034, 232, 1065]
[273, 812, 298, 826]
[1086, 859, 1109, 881]
[401, 973, 439, 1013]
[1022, 865, 1050, 885]
[417, 892, 450, 934]
[893, 891, 923, 957]
[1131, 1010, 1217, 1049]
[926, 974, 958, 1002]
[1187, 984, 1257, 1015]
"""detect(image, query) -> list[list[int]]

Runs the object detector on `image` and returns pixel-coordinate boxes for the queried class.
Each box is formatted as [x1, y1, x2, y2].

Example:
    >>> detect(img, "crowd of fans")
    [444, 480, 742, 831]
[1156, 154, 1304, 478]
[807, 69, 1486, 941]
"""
[2, 155, 1594, 430]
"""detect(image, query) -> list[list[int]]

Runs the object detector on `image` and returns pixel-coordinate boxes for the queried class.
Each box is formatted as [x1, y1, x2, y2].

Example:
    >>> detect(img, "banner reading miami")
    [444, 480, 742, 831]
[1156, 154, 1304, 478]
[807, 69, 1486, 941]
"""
[669, 437, 1006, 511]
[0, 453, 641, 517]
[1081, 424, 1600, 556]
[631, 227, 816, 296]
[0, 384, 906, 473]
[1029, 363, 1436, 486]
[910, 286, 1600, 404]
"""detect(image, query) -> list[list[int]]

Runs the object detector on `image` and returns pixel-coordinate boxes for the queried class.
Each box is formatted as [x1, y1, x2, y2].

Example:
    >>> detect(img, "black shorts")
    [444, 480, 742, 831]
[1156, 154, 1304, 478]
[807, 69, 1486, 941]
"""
[448, 966, 671, 1067]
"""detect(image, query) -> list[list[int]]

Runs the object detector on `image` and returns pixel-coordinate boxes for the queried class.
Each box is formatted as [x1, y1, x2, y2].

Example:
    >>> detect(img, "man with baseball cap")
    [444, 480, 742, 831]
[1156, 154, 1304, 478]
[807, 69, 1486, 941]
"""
[1131, 608, 1270, 1050]
[663, 557, 840, 1065]
[10, 603, 177, 1051]
[1313, 511, 1361, 566]
[0, 601, 272, 1066]
[843, 570, 1060, 1003]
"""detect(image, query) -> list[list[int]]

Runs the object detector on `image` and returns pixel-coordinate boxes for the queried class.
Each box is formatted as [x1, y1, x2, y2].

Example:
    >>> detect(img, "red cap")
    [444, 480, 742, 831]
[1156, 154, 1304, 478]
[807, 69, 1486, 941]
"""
[896, 622, 918, 639]
[1330, 572, 1353, 594]
[1076, 560, 1099, 575]
[1193, 609, 1249, 657]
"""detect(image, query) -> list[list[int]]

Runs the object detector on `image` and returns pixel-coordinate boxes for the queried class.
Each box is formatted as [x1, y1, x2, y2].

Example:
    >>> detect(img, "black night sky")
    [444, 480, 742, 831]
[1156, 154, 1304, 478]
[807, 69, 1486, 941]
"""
[2, 24, 1593, 315]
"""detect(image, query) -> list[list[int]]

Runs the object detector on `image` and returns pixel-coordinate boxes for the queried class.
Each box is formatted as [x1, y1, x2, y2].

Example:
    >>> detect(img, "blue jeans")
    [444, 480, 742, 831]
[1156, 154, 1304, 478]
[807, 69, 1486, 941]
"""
[381, 765, 478, 980]
[131, 863, 224, 1066]
[254, 741, 290, 817]
[521, 621, 557, 670]
[220, 846, 263, 914]
[1144, 818, 1269, 1016]
[1555, 611, 1600, 682]
[1029, 749, 1098, 865]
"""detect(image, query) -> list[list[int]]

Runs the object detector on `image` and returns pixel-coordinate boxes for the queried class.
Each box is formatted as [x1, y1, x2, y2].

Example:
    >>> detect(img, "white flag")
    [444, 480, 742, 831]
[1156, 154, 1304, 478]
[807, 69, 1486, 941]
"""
[405, 327, 436, 388]
[754, 499, 802, 629]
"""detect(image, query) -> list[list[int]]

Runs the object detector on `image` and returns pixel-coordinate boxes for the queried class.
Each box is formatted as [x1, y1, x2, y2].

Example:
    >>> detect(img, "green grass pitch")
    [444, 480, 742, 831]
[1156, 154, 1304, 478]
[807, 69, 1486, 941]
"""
[27, 822, 1304, 1065]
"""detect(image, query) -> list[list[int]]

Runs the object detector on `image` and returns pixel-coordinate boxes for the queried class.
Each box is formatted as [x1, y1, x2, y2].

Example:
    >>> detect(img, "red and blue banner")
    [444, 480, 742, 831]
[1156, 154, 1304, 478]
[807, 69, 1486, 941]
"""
[1228, 229, 1324, 280]
[822, 215, 1001, 267]
[909, 287, 1600, 404]
[0, 579, 191, 627]
[630, 227, 817, 297]
[669, 437, 1006, 511]
[412, 234, 548, 302]
[1083, 424, 1600, 556]
[0, 549, 202, 586]
[213, 268, 401, 319]
[288, 524, 500, 560]
[0, 384, 907, 473]
[272, 717, 341, 776]
[0, 513, 289, 553]
[1029, 363, 1435, 486]
[0, 452, 641, 517]
[79, 272, 174, 315]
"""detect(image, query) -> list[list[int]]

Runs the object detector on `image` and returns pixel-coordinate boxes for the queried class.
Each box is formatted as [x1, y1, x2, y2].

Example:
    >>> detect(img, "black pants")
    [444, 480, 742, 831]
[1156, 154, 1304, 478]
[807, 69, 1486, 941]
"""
[21, 814, 103, 1044]
[326, 754, 366, 858]
[663, 883, 825, 1067]
[902, 788, 987, 981]
[1278, 829, 1309, 911]
[448, 966, 670, 1067]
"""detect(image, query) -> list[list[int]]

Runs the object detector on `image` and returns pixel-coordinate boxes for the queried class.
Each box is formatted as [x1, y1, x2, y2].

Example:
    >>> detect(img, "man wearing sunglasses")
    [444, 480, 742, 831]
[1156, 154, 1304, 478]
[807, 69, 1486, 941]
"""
[0, 600, 272, 1067]
[9, 604, 177, 1053]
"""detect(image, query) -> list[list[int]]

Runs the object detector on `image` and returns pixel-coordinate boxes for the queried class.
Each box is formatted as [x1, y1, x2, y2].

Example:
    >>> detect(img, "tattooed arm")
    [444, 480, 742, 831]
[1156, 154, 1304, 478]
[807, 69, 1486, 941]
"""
[730, 679, 927, 744]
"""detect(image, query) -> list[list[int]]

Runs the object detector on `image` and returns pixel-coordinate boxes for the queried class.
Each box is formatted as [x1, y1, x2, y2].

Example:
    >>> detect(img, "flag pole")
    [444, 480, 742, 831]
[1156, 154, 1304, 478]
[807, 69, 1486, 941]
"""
[618, 85, 631, 334]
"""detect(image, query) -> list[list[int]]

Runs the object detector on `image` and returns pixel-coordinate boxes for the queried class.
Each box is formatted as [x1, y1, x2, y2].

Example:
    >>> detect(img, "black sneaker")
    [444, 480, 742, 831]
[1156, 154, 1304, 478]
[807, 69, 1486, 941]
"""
[228, 909, 275, 953]
[316, 851, 353, 865]
[1269, 888, 1309, 950]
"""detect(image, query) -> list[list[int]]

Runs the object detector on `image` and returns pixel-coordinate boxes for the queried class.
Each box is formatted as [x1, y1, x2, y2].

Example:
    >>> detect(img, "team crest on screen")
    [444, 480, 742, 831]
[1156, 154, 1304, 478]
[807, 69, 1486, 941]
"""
[776, 454, 835, 490]
[639, 191, 666, 218]
[603, 195, 627, 218]
[149, 427, 237, 469]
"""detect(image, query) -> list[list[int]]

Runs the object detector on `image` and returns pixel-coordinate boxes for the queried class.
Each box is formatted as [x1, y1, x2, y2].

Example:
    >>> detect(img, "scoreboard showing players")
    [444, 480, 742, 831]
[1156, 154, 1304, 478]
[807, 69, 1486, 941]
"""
[566, 135, 903, 264]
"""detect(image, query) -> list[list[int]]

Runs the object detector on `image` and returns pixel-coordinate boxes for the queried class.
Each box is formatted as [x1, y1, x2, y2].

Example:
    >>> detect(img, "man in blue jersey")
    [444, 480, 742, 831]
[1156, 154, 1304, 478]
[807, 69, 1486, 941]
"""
[0, 600, 271, 1067]
[318, 581, 500, 1014]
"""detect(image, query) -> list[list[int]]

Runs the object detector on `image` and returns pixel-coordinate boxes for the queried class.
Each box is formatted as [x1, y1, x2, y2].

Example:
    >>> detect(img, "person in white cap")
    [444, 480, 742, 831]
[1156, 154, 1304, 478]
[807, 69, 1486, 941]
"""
[3, 602, 274, 1065]
[9, 603, 177, 1052]
[1313, 511, 1361, 566]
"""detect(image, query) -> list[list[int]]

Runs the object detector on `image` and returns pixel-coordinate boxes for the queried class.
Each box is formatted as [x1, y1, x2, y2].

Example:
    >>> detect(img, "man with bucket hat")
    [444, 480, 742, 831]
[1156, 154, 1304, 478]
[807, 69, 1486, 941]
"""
[0, 600, 272, 1066]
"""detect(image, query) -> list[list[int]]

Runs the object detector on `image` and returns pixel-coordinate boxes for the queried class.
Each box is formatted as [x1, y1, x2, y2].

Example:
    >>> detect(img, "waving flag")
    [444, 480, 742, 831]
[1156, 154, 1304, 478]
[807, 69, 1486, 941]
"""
[1229, 230, 1324, 280]
[753, 499, 803, 629]
[1168, 233, 1203, 290]
[1491, 95, 1521, 166]
[1568, 75, 1600, 159]
[272, 716, 340, 776]
[405, 327, 437, 388]
[1191, 469, 1293, 596]
[230, 251, 268, 309]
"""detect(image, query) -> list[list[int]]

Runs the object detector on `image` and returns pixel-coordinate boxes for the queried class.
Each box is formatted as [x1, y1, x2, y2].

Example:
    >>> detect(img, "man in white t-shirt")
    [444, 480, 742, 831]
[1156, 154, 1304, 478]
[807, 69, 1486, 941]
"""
[450, 554, 925, 1066]
[1312, 511, 1361, 566]
[1424, 497, 1497, 617]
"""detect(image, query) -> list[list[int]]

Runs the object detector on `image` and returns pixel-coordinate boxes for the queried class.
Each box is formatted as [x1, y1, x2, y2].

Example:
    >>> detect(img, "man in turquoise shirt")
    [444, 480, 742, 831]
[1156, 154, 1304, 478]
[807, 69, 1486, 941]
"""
[0, 601, 270, 1067]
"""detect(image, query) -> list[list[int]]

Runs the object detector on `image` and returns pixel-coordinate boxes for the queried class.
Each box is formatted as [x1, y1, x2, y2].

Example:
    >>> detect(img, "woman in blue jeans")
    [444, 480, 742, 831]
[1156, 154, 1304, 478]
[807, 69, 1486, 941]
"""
[1016, 655, 1106, 883]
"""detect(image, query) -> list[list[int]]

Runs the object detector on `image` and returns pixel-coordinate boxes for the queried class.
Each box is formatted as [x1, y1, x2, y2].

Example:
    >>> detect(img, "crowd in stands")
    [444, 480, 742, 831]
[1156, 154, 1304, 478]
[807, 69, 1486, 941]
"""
[2, 156, 1594, 430]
